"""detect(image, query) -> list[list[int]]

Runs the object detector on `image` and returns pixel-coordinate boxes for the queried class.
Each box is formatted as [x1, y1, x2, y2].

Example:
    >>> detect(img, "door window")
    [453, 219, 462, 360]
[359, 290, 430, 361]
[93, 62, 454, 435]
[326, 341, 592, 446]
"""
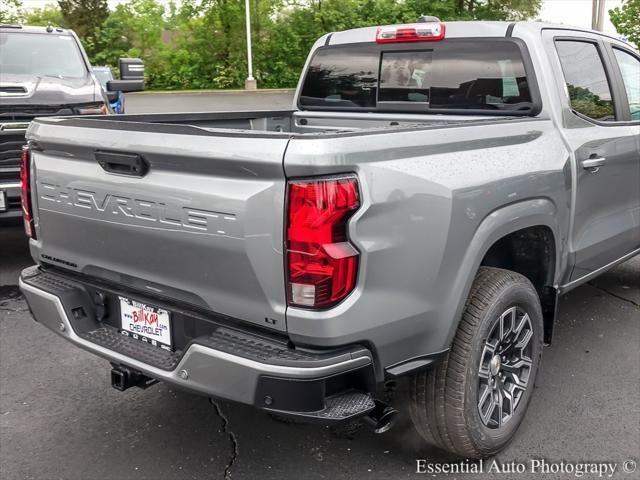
[555, 41, 615, 121]
[612, 48, 640, 121]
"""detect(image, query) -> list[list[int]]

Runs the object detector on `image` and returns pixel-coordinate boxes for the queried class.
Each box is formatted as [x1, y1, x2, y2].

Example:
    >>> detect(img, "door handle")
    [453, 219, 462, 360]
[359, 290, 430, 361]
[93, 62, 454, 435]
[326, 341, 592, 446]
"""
[581, 156, 606, 172]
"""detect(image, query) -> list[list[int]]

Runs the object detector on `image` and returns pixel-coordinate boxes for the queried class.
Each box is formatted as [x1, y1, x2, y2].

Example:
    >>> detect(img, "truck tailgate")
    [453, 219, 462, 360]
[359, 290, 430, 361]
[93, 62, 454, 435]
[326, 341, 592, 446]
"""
[27, 120, 289, 332]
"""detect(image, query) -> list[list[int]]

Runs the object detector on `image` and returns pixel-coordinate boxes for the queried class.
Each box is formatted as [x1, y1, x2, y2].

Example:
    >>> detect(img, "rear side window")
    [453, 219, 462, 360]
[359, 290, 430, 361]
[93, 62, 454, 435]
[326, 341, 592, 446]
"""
[612, 48, 640, 121]
[299, 40, 534, 114]
[555, 40, 615, 122]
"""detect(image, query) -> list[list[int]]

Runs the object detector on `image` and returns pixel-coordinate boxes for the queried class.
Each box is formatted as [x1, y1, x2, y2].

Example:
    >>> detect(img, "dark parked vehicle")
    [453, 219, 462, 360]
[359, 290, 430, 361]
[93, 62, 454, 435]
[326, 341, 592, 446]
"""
[0, 24, 143, 223]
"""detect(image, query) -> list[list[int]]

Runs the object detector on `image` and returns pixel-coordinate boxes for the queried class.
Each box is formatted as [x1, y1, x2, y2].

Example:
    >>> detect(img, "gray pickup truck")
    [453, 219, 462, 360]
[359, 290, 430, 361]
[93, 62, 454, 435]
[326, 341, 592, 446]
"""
[18, 19, 640, 458]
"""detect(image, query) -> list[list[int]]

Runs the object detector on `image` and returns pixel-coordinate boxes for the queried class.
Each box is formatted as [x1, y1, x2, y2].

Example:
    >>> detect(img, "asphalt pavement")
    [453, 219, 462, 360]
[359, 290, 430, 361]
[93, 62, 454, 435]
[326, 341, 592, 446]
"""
[1, 222, 638, 480]
[0, 92, 638, 479]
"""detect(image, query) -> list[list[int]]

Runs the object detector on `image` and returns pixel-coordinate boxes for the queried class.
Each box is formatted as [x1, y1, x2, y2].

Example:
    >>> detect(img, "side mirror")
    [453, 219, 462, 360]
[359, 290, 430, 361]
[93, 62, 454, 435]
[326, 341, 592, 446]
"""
[119, 57, 144, 80]
[107, 79, 144, 93]
[105, 90, 119, 102]
[106, 57, 145, 93]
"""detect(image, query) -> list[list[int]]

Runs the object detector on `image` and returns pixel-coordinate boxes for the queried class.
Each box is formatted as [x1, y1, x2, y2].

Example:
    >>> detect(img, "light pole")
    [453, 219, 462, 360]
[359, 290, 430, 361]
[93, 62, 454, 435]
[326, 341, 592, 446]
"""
[596, 0, 606, 32]
[244, 0, 257, 90]
[591, 0, 606, 32]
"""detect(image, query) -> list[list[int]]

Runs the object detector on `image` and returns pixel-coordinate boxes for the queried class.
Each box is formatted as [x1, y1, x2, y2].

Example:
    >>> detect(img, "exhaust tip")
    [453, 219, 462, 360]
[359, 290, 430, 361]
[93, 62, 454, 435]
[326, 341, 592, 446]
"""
[364, 401, 398, 434]
[372, 407, 398, 434]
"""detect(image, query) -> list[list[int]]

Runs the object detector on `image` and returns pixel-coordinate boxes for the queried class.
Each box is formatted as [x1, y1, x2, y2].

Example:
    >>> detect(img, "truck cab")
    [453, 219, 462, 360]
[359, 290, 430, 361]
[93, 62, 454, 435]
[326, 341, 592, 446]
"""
[0, 24, 143, 223]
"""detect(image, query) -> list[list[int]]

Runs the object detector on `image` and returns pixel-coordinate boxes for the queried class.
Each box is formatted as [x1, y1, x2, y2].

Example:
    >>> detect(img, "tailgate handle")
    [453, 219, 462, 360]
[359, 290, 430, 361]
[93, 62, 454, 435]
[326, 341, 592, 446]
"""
[96, 151, 149, 177]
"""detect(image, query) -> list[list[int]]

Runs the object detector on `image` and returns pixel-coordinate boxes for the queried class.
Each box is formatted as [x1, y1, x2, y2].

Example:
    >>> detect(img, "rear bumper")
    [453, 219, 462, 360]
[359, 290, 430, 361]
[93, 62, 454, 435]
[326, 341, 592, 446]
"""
[19, 267, 377, 421]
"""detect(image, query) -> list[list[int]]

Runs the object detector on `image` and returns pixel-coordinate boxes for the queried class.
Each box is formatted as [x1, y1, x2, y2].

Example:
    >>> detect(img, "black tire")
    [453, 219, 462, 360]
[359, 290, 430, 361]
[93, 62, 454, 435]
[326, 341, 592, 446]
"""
[409, 267, 544, 458]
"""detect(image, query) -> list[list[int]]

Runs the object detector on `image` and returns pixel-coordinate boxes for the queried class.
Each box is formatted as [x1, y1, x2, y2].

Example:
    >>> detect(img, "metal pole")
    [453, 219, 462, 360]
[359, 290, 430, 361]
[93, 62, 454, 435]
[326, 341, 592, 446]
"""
[244, 0, 256, 89]
[596, 0, 606, 31]
[591, 0, 599, 30]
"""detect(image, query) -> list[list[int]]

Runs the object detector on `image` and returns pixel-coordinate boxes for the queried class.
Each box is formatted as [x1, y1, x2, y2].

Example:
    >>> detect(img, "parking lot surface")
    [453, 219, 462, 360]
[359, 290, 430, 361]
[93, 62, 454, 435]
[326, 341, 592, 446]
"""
[1, 92, 638, 479]
[1, 222, 638, 479]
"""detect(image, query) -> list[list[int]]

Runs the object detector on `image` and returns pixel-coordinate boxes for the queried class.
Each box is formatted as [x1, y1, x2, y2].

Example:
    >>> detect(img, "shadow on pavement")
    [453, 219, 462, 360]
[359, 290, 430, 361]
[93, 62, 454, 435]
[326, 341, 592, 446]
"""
[0, 225, 32, 288]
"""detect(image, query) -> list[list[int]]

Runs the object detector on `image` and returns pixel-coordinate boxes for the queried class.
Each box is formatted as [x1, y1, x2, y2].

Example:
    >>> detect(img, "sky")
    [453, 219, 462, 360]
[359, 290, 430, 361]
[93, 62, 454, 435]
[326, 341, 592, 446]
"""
[17, 0, 626, 36]
[539, 0, 623, 34]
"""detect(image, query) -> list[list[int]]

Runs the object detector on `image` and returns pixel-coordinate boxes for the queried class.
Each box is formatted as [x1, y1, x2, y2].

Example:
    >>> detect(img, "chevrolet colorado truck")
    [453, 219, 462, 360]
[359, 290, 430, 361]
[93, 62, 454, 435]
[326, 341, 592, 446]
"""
[18, 19, 640, 458]
[0, 24, 143, 223]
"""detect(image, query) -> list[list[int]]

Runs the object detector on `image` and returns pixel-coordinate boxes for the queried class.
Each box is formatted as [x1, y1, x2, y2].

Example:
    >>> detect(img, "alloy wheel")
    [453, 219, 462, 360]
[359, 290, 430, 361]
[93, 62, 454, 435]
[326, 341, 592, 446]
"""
[477, 306, 534, 429]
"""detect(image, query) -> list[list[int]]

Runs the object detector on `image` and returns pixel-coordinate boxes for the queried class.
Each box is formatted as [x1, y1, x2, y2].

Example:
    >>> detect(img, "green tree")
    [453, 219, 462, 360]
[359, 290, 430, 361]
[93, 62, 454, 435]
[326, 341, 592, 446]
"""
[91, 0, 169, 86]
[454, 0, 541, 20]
[81, 0, 545, 91]
[58, 0, 108, 38]
[256, 0, 543, 88]
[152, 0, 282, 89]
[0, 0, 23, 24]
[567, 84, 615, 120]
[609, 0, 640, 48]
[121, 0, 168, 86]
[90, 5, 134, 68]
[24, 5, 66, 27]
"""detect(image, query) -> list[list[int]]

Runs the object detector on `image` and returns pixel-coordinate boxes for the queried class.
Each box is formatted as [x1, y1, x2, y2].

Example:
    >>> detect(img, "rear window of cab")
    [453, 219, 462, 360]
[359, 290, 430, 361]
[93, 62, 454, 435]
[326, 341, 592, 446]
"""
[299, 40, 536, 115]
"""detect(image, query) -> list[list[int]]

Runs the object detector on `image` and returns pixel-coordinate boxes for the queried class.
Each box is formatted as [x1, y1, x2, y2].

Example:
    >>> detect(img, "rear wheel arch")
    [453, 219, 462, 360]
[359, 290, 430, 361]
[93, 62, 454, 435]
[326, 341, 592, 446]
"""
[480, 225, 559, 344]
[481, 225, 557, 290]
[446, 199, 562, 350]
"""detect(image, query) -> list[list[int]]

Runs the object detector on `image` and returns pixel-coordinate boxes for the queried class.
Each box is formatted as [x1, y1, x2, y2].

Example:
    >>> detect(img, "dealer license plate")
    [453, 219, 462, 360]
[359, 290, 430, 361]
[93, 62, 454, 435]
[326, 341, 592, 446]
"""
[119, 296, 172, 350]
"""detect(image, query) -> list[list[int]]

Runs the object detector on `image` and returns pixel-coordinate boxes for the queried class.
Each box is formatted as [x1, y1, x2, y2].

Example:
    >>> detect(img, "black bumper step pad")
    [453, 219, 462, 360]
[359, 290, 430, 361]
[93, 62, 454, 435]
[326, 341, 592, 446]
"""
[80, 326, 181, 371]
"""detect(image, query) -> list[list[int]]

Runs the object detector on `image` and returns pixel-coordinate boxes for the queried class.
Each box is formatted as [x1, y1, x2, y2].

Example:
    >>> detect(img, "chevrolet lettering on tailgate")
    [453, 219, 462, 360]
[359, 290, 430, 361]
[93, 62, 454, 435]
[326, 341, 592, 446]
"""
[37, 180, 239, 236]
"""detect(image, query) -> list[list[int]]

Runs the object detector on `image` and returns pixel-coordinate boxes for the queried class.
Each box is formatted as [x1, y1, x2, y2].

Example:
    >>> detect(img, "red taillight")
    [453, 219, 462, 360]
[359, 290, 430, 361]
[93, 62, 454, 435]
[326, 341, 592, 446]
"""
[286, 176, 360, 308]
[20, 146, 36, 239]
[376, 22, 445, 43]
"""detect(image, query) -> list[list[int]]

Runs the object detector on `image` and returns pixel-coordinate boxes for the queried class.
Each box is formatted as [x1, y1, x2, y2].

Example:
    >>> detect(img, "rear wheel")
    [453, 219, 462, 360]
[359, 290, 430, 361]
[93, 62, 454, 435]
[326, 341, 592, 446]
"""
[409, 267, 544, 458]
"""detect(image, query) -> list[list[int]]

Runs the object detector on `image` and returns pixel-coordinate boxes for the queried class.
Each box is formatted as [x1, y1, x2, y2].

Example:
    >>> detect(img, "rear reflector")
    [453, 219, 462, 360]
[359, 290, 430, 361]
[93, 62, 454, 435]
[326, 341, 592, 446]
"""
[20, 146, 36, 239]
[376, 22, 445, 43]
[286, 176, 360, 309]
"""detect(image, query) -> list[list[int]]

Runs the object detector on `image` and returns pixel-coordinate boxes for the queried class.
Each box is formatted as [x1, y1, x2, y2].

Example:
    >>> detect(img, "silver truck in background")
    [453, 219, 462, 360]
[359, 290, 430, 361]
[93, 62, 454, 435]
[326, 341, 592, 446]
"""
[19, 19, 640, 458]
[0, 24, 144, 223]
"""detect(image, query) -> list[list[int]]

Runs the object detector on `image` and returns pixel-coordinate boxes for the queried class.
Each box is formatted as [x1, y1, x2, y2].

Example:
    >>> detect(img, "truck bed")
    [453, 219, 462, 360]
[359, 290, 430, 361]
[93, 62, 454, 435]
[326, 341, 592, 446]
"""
[25, 110, 545, 343]
[34, 109, 502, 136]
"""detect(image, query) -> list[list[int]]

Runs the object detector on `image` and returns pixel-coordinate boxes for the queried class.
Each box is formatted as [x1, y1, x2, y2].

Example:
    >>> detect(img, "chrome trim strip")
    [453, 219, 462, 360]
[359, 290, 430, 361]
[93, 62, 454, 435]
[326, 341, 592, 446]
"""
[0, 122, 29, 131]
[559, 248, 640, 294]
[0, 182, 21, 189]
